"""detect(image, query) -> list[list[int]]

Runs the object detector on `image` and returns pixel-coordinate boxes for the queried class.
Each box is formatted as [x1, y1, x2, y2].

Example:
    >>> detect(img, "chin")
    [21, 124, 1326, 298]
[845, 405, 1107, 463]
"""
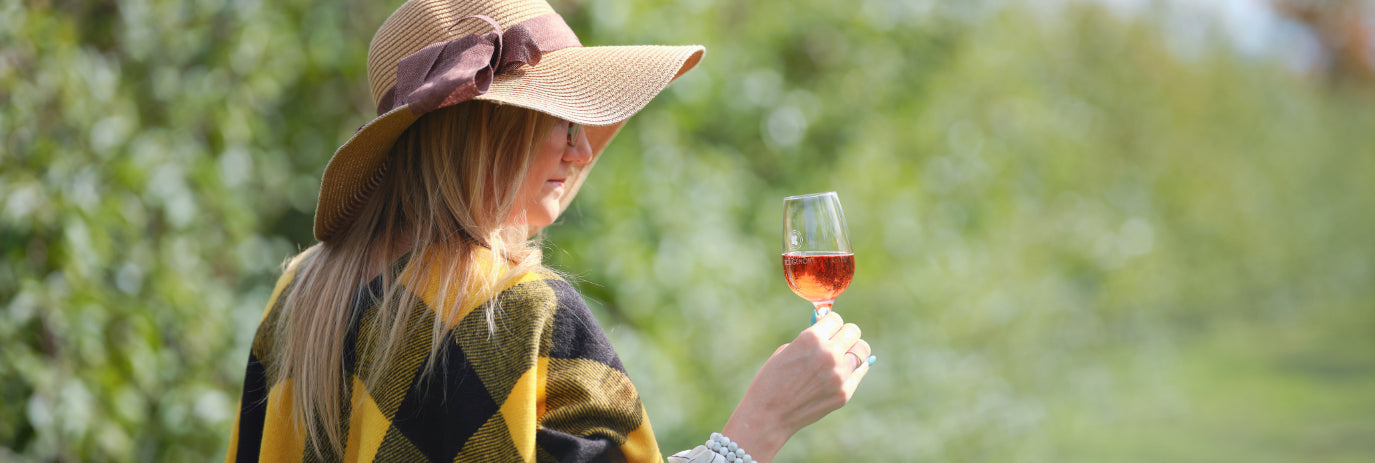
[526, 213, 557, 230]
[536, 202, 561, 226]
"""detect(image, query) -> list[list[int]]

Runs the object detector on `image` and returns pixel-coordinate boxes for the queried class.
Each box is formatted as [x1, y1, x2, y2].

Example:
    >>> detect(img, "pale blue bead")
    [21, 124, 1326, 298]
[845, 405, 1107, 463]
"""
[728, 442, 738, 451]
[734, 459, 743, 463]
[721, 436, 731, 445]
[743, 456, 752, 462]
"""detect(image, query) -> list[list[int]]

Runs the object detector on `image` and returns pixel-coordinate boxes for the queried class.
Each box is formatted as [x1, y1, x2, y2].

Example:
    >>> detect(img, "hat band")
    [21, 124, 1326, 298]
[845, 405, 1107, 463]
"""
[375, 13, 582, 116]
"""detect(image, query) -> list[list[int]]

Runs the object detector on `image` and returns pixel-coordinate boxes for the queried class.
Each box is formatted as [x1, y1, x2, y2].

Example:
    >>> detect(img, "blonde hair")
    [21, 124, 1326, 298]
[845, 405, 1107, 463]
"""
[268, 101, 561, 457]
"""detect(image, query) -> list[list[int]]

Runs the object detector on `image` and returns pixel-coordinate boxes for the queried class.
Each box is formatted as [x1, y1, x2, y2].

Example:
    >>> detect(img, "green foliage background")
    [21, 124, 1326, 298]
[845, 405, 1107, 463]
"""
[3, 0, 1372, 461]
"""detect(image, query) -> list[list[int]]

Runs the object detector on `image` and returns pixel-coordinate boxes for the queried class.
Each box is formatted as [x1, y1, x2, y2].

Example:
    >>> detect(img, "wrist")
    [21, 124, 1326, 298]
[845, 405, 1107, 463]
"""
[722, 403, 789, 463]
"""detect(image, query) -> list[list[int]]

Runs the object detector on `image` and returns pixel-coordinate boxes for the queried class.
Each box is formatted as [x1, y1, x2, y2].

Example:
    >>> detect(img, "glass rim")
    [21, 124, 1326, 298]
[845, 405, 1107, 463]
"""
[783, 191, 839, 201]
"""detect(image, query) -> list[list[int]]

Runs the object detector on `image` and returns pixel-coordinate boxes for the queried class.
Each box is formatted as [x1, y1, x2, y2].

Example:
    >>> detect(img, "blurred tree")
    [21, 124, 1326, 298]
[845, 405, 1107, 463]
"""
[1, 0, 387, 459]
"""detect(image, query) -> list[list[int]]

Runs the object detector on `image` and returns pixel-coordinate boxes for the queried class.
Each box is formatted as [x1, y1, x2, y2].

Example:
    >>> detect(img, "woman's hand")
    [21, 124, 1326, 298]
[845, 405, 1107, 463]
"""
[720, 311, 873, 463]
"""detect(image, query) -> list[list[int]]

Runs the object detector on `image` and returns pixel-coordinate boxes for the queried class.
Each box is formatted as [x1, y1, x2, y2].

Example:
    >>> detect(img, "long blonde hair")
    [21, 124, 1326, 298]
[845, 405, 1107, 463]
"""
[269, 101, 561, 457]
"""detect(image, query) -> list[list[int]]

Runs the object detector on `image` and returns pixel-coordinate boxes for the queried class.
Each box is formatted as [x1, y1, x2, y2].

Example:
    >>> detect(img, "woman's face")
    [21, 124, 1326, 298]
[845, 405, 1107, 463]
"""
[513, 119, 593, 230]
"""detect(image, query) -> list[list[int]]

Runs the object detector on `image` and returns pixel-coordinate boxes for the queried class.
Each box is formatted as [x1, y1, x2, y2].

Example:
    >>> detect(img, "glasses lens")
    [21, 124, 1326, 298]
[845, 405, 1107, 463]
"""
[567, 123, 581, 146]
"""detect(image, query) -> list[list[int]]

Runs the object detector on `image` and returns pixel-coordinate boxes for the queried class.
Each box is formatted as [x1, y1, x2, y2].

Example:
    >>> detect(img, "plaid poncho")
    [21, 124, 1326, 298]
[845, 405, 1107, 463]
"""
[226, 250, 661, 462]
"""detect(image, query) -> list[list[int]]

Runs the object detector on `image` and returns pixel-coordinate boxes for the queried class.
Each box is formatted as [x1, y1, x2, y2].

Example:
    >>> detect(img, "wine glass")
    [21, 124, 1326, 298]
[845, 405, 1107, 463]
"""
[782, 192, 854, 319]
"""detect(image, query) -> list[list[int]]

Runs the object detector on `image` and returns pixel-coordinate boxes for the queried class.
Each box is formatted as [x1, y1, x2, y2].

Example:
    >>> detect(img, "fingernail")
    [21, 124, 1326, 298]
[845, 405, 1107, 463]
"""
[867, 355, 877, 366]
[810, 312, 818, 325]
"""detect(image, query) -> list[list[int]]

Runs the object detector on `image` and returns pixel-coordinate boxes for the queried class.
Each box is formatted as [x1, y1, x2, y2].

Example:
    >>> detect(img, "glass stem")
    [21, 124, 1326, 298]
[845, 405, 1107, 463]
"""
[812, 301, 834, 319]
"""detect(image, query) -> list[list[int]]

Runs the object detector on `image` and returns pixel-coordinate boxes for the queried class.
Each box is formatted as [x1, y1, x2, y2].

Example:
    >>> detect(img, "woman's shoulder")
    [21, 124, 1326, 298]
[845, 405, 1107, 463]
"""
[259, 246, 319, 320]
[493, 266, 586, 316]
[492, 266, 623, 367]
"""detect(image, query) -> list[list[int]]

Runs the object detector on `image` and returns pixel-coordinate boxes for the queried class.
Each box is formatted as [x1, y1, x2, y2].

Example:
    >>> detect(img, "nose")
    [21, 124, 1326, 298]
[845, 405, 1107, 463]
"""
[563, 130, 593, 164]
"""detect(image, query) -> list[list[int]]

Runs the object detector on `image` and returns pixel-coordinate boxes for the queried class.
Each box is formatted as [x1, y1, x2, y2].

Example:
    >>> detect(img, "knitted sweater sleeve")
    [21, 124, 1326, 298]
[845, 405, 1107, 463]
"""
[526, 274, 663, 462]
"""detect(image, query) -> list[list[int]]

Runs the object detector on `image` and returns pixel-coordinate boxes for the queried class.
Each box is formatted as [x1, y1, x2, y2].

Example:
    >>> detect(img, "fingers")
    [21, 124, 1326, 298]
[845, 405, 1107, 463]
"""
[830, 323, 861, 357]
[848, 339, 872, 365]
[843, 351, 864, 370]
[843, 359, 871, 398]
[804, 311, 873, 385]
[810, 311, 844, 338]
[838, 339, 870, 376]
[842, 341, 874, 401]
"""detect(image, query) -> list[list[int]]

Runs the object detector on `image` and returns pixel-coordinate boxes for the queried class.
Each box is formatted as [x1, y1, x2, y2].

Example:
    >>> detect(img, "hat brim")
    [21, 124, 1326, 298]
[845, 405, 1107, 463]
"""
[315, 44, 704, 242]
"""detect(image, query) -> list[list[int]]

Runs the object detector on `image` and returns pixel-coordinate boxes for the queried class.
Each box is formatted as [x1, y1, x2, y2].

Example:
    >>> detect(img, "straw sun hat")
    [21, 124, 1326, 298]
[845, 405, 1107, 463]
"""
[313, 0, 705, 242]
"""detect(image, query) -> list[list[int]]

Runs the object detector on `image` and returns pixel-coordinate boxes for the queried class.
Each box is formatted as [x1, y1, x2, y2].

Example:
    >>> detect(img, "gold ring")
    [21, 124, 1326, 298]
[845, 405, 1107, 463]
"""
[844, 351, 863, 370]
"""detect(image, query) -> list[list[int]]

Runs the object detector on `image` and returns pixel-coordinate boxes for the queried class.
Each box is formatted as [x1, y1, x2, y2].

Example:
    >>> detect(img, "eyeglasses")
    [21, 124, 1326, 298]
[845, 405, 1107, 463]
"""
[566, 122, 581, 147]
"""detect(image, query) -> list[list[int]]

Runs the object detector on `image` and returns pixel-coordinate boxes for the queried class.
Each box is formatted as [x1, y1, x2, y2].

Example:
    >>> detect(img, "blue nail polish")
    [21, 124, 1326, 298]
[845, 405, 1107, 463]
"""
[867, 355, 877, 365]
[810, 312, 818, 325]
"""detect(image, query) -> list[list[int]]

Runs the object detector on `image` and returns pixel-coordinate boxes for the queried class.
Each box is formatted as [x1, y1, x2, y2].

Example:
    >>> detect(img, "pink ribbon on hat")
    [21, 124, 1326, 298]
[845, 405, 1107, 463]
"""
[375, 13, 582, 116]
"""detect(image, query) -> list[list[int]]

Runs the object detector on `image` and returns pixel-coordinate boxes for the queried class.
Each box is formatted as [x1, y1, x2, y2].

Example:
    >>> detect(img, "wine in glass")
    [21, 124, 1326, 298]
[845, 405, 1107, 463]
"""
[782, 192, 854, 318]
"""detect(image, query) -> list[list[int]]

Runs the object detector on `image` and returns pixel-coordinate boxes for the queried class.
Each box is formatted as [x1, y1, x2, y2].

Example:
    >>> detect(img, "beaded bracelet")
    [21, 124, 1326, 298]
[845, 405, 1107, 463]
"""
[705, 432, 753, 463]
[665, 432, 756, 463]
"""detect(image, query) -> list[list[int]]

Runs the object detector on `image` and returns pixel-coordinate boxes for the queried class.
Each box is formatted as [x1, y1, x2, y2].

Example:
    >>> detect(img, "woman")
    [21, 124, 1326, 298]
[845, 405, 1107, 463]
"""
[227, 0, 873, 461]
